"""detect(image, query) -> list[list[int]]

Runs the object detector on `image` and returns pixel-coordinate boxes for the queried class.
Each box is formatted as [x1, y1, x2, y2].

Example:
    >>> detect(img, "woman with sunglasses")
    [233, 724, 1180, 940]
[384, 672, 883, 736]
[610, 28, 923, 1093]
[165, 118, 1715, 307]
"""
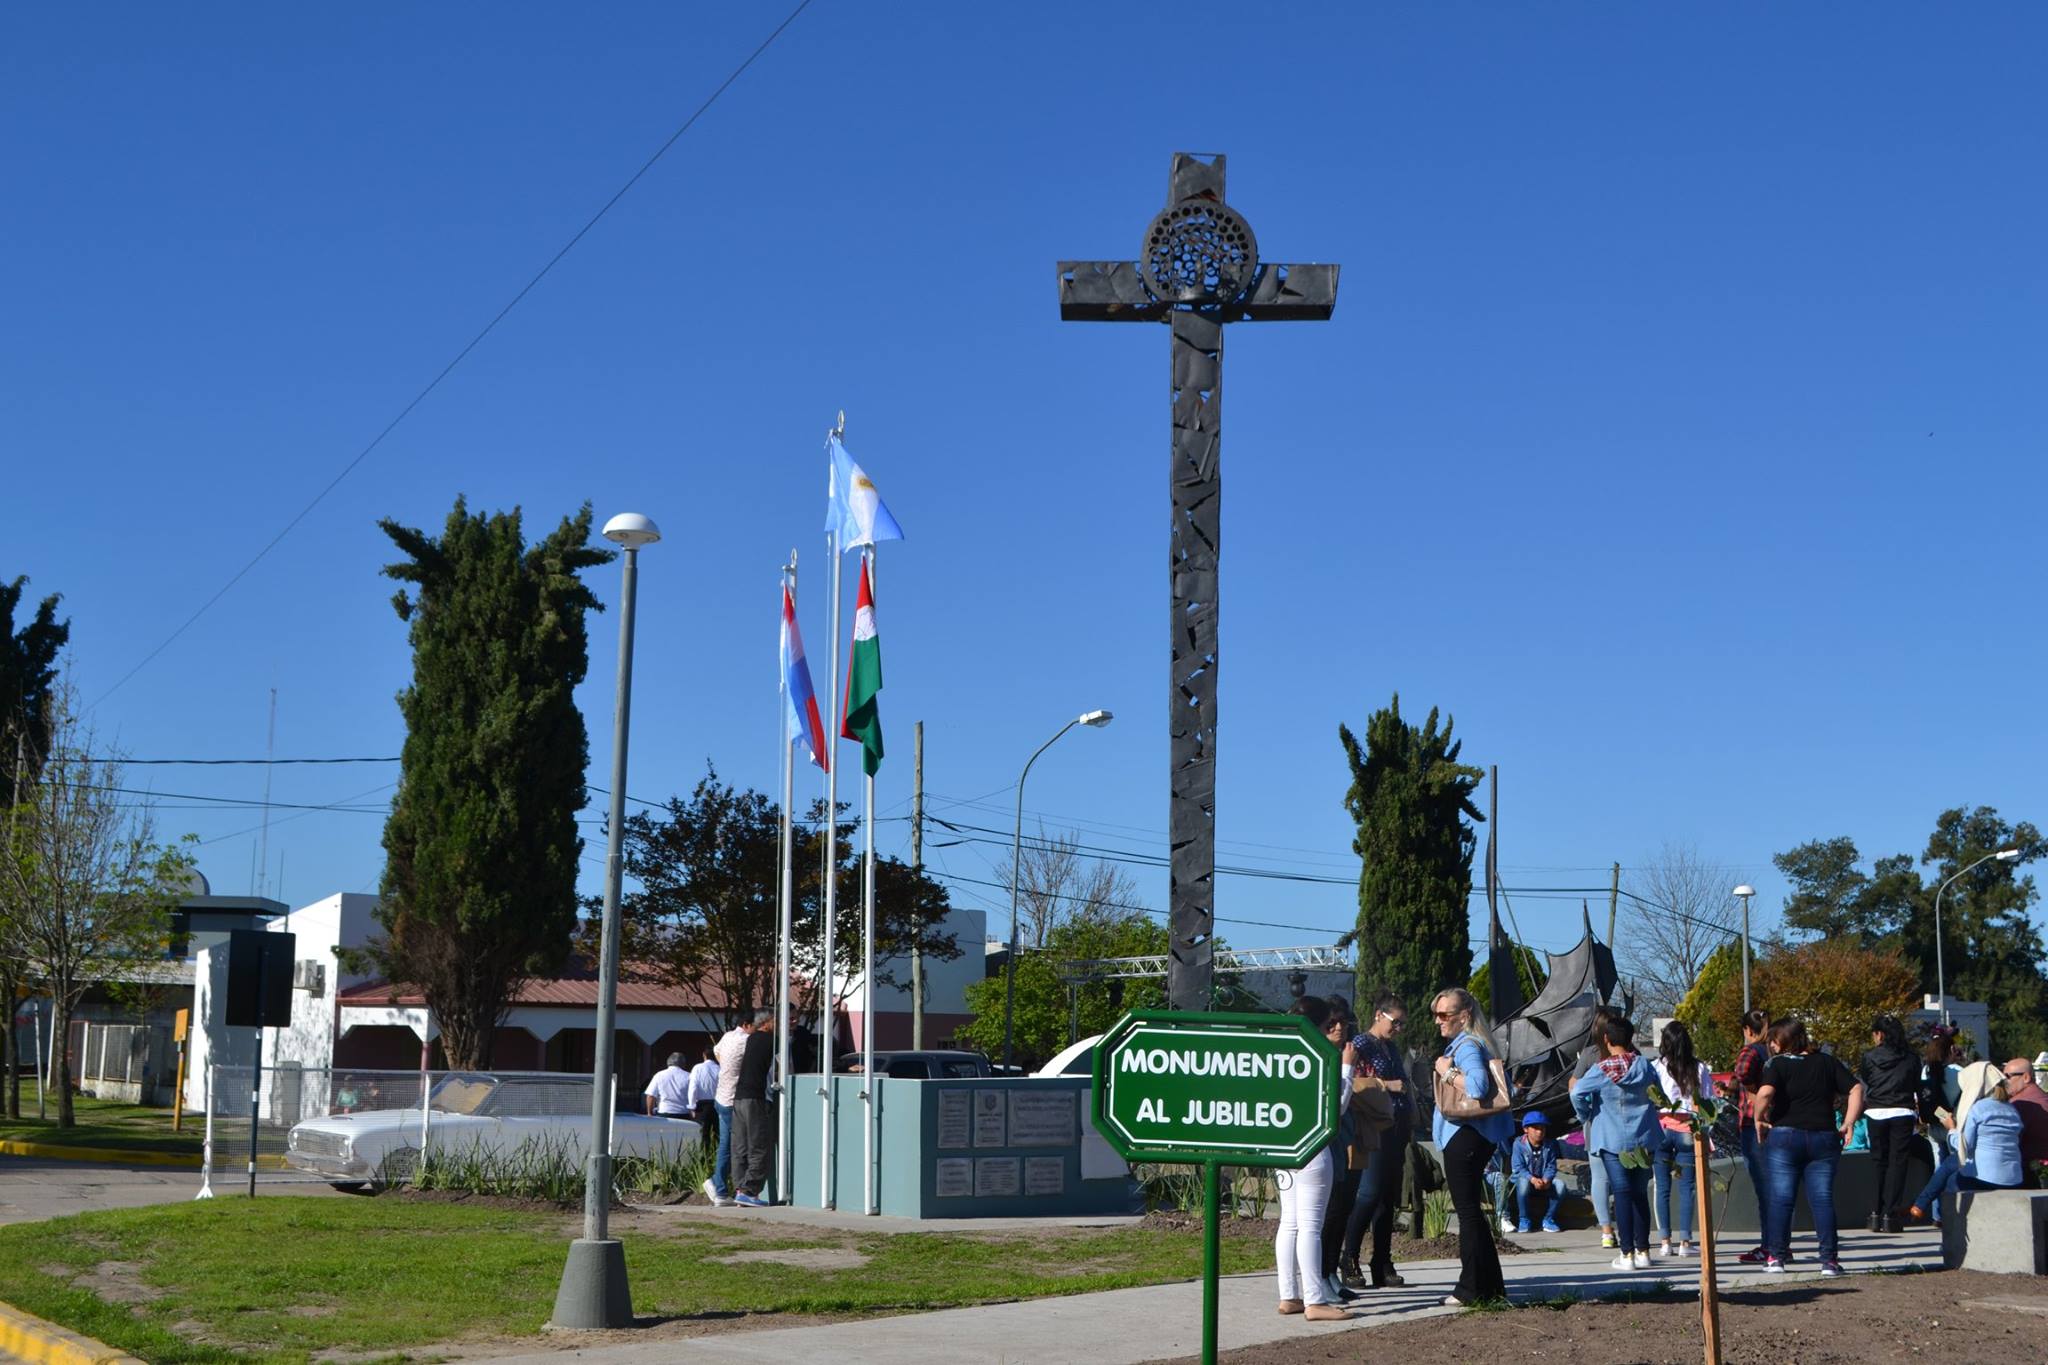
[1338, 992, 1412, 1290]
[1430, 986, 1513, 1306]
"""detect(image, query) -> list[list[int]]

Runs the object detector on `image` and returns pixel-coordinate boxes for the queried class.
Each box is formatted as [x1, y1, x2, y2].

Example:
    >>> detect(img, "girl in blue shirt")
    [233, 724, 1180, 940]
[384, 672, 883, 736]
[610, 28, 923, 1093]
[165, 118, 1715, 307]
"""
[1570, 1014, 1661, 1271]
[1430, 987, 1513, 1305]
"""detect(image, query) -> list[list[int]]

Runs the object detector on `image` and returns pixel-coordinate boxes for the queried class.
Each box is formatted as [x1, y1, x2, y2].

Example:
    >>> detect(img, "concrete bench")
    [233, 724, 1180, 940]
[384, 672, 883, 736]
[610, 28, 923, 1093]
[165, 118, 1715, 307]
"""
[1942, 1188, 2048, 1274]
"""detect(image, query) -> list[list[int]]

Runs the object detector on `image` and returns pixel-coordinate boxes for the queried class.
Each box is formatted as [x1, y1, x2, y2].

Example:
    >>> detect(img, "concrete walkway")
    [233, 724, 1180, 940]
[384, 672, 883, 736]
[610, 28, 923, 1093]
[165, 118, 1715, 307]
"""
[488, 1225, 1944, 1365]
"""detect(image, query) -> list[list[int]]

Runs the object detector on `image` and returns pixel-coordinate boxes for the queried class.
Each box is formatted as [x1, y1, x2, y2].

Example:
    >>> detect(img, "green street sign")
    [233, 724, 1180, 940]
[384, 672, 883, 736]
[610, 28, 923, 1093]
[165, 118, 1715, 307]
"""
[1091, 1009, 1339, 1168]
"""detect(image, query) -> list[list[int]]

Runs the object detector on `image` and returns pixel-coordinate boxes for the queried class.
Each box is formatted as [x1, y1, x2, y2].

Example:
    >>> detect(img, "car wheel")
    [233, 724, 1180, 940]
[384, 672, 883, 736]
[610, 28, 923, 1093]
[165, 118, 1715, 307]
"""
[330, 1181, 375, 1195]
[368, 1146, 419, 1192]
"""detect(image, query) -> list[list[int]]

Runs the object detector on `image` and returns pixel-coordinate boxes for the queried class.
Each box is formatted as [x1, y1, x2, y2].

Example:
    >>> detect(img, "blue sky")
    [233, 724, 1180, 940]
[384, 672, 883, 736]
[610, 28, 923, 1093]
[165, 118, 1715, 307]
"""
[5, 3, 2043, 969]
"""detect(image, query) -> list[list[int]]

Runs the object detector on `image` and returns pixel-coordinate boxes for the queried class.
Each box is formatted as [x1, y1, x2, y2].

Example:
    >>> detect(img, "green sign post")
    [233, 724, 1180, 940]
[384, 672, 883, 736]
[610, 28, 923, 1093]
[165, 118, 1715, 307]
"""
[1092, 1010, 1339, 1364]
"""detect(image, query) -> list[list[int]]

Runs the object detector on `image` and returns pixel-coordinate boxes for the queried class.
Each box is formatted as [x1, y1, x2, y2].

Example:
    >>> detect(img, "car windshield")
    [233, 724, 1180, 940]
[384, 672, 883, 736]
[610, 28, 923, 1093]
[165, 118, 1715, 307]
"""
[428, 1074, 498, 1115]
[941, 1060, 986, 1078]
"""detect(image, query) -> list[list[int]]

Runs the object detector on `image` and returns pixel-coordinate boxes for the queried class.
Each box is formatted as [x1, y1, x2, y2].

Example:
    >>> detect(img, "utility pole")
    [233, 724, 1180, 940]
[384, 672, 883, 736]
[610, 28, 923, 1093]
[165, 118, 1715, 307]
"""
[910, 721, 925, 1049]
[1607, 862, 1620, 947]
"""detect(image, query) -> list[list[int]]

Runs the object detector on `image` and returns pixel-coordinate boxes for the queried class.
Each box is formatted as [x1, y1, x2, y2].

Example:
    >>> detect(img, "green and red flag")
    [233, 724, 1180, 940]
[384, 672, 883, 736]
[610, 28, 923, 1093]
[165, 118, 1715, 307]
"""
[841, 554, 884, 776]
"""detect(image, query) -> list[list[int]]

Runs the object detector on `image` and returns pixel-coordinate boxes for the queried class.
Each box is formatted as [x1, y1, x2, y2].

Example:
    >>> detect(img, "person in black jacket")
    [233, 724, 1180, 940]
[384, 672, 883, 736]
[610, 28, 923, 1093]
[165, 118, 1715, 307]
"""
[1859, 1015, 1920, 1233]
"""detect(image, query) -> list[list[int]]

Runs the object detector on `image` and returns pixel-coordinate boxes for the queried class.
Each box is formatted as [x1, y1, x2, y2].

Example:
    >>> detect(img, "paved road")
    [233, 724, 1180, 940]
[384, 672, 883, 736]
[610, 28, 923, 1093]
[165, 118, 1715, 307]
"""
[480, 1224, 1946, 1365]
[0, 1154, 338, 1225]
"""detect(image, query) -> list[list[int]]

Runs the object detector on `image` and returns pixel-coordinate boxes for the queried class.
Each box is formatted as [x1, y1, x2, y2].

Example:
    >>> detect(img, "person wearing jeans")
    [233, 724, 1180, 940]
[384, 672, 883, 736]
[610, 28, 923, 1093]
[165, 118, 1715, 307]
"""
[1730, 1010, 1772, 1263]
[1652, 1123, 1696, 1250]
[1909, 1061, 2025, 1220]
[1572, 1015, 1660, 1271]
[1754, 1017, 1863, 1276]
[702, 1017, 752, 1206]
[1571, 1005, 1626, 1247]
[1651, 1021, 1715, 1256]
[1431, 987, 1514, 1307]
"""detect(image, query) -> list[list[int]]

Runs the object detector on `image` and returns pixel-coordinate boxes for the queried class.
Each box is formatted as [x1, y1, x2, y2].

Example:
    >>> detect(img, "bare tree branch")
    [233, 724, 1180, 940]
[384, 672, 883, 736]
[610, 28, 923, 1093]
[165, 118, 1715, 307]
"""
[1619, 843, 1744, 1019]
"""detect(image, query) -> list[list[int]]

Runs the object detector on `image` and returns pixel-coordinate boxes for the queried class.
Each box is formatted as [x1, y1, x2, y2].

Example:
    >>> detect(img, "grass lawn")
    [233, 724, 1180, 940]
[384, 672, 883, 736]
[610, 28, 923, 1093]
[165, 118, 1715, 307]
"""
[0, 1094, 199, 1155]
[0, 1196, 1272, 1363]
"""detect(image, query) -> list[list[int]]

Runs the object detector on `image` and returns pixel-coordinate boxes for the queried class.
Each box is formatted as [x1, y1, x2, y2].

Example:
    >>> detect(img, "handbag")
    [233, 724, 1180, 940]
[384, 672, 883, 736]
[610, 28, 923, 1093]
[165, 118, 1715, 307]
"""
[1348, 1076, 1397, 1166]
[1434, 1051, 1512, 1122]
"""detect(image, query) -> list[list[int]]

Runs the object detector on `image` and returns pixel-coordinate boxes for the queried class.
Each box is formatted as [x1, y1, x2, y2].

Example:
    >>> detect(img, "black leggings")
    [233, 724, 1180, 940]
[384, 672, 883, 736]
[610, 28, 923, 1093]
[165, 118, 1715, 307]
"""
[1867, 1115, 1916, 1216]
[1443, 1125, 1506, 1301]
[1322, 1160, 1361, 1276]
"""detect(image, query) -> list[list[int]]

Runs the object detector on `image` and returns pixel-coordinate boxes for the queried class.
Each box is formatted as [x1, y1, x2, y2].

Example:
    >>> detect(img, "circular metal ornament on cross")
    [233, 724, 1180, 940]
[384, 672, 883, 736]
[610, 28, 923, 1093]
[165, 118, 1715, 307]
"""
[1140, 200, 1259, 305]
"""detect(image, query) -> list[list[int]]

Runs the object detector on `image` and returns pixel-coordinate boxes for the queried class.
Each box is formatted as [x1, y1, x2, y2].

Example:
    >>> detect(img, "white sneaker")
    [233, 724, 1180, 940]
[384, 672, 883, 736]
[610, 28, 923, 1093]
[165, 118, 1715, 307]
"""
[1500, 1217, 1516, 1234]
[1632, 1251, 1651, 1270]
[1678, 1242, 1696, 1257]
[1610, 1253, 1634, 1271]
[701, 1177, 732, 1207]
[1655, 1242, 1673, 1259]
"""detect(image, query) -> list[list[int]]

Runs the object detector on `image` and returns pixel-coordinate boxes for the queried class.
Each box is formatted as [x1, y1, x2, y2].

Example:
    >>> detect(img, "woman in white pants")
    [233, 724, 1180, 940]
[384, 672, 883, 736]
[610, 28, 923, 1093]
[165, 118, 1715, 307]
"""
[1275, 996, 1352, 1321]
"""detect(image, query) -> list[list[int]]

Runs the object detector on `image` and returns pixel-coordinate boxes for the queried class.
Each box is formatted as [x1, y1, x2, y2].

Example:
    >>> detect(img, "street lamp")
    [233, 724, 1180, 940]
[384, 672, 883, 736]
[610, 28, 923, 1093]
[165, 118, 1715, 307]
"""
[1002, 710, 1112, 1072]
[1933, 848, 2021, 1026]
[1732, 886, 1755, 1015]
[553, 511, 660, 1330]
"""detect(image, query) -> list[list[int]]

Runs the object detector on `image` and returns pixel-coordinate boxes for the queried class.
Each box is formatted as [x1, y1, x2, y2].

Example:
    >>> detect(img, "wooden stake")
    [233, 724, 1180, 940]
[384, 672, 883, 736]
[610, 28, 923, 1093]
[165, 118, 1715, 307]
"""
[1695, 1127, 1721, 1365]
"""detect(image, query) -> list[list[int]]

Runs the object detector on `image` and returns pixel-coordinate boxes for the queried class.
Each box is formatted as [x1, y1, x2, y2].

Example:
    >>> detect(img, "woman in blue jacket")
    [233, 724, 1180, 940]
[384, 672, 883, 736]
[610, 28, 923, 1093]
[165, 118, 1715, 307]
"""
[1571, 1015, 1661, 1271]
[1910, 1060, 2027, 1220]
[1430, 986, 1514, 1305]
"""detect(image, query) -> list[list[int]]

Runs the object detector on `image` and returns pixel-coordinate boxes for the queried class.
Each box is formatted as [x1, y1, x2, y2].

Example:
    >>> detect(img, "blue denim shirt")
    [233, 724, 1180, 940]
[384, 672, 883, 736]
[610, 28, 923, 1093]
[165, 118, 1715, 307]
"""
[1432, 1033, 1515, 1148]
[1511, 1134, 1559, 1183]
[1963, 1099, 2025, 1187]
[1570, 1051, 1660, 1156]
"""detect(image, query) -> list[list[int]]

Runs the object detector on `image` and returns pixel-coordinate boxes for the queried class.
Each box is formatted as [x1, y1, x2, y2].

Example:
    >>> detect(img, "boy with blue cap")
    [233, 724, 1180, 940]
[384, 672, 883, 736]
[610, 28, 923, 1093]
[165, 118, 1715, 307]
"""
[1509, 1111, 1563, 1233]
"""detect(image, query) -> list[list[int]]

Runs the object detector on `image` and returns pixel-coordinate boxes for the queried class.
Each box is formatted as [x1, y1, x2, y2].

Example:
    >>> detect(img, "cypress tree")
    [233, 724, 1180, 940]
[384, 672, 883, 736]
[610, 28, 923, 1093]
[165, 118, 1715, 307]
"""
[363, 498, 612, 1069]
[1342, 694, 1484, 1018]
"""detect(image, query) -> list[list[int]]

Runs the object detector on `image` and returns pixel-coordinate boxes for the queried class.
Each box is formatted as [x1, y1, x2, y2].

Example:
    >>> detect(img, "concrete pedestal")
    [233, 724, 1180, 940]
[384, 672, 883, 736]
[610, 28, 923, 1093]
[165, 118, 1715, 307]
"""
[1942, 1190, 2048, 1275]
[550, 1238, 633, 1329]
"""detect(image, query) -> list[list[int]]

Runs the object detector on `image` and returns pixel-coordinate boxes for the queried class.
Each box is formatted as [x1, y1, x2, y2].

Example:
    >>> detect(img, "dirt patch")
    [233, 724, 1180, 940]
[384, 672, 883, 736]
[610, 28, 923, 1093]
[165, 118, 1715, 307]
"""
[713, 1247, 870, 1271]
[1144, 1269, 2048, 1364]
[1136, 1212, 1525, 1260]
[70, 1261, 161, 1305]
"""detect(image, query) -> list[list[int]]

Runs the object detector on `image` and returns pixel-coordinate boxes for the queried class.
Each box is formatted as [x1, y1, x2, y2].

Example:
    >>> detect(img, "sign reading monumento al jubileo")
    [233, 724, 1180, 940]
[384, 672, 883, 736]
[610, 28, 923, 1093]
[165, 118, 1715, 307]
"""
[1091, 1010, 1339, 1167]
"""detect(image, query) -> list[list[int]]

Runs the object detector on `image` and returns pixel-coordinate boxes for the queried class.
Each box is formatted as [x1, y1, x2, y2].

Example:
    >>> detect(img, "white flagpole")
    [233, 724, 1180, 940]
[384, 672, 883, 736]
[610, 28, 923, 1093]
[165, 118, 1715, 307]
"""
[820, 416, 844, 1211]
[861, 545, 879, 1216]
[776, 553, 796, 1206]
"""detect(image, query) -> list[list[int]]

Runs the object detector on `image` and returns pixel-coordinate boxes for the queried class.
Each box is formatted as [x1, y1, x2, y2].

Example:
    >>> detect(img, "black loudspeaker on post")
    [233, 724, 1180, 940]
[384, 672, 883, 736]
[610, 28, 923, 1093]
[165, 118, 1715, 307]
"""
[225, 929, 295, 1028]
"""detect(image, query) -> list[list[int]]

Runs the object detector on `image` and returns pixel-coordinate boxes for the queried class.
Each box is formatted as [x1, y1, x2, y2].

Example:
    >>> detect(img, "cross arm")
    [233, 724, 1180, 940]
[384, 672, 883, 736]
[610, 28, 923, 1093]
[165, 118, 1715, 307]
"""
[1058, 261, 1340, 322]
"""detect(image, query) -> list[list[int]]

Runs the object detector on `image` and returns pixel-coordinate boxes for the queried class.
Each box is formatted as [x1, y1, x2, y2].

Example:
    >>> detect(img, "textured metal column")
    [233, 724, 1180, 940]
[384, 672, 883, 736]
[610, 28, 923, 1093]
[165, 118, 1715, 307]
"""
[1167, 307, 1221, 1011]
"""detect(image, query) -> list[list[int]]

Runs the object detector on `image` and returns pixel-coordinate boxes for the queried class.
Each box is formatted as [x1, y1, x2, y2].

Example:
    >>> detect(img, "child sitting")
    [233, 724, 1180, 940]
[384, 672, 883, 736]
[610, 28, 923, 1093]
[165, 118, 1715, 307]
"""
[1509, 1111, 1563, 1233]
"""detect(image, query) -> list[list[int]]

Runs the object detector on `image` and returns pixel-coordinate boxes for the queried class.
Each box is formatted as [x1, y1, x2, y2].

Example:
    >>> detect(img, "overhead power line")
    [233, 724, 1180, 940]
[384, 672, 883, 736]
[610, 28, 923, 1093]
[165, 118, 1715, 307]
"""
[90, 0, 819, 705]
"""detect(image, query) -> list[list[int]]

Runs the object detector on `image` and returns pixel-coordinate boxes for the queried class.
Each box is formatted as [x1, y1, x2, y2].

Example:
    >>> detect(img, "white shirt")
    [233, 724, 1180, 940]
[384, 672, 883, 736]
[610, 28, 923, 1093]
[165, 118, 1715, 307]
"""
[643, 1064, 692, 1115]
[713, 1027, 750, 1107]
[685, 1059, 720, 1108]
[1652, 1058, 1717, 1114]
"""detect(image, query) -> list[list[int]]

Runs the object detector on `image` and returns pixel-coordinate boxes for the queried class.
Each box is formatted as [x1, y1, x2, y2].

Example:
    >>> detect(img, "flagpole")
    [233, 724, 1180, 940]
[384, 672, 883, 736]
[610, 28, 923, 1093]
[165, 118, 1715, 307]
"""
[861, 546, 880, 1216]
[820, 415, 844, 1211]
[776, 554, 797, 1206]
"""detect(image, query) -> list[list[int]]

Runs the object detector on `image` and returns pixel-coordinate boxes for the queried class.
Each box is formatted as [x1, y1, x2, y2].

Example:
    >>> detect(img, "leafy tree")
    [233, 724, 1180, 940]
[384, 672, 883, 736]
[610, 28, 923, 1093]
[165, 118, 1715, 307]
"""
[356, 499, 611, 1070]
[1699, 939, 1917, 1069]
[1341, 695, 1483, 1016]
[959, 912, 1169, 1068]
[0, 575, 68, 1119]
[1771, 809, 2047, 1056]
[1468, 946, 1547, 1018]
[1675, 939, 1743, 1069]
[602, 767, 958, 1032]
[1907, 807, 2048, 1057]
[0, 685, 192, 1125]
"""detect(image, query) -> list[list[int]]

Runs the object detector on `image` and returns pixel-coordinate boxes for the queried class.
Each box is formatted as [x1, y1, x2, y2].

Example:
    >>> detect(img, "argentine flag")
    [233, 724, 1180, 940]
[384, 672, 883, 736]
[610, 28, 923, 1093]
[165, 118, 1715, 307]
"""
[824, 437, 905, 551]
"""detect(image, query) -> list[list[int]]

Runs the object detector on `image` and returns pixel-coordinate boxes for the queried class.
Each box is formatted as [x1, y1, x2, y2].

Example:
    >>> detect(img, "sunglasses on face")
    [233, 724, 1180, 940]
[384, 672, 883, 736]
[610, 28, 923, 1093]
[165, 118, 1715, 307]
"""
[1432, 1009, 1460, 1020]
[1378, 1012, 1406, 1028]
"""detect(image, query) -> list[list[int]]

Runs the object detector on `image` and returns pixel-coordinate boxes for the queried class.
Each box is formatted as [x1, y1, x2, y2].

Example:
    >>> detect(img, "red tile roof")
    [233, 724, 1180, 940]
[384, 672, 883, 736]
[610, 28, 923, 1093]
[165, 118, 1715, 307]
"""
[336, 957, 735, 1011]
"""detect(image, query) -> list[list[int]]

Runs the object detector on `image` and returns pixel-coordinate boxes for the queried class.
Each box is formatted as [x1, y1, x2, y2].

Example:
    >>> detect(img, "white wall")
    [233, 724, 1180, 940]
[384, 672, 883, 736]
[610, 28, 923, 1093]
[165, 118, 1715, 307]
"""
[840, 905, 987, 1015]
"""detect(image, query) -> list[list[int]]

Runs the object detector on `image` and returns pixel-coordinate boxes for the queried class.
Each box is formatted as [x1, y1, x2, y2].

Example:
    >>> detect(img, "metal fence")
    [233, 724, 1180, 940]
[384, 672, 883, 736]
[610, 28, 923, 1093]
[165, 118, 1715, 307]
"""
[197, 1065, 607, 1195]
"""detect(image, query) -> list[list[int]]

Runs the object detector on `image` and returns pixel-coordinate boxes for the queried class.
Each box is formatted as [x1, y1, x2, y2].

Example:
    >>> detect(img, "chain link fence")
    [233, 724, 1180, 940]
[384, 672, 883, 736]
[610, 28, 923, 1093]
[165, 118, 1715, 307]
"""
[198, 1066, 610, 1193]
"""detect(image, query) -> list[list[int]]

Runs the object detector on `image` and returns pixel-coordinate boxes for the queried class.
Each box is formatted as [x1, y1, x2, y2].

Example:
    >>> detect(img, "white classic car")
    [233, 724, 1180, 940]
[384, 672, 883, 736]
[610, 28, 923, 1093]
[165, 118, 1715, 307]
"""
[284, 1071, 702, 1186]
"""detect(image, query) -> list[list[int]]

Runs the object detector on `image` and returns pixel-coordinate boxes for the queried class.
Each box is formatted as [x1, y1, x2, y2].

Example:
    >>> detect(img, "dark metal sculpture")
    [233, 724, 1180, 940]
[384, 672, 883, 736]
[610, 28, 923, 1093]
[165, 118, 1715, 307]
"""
[1492, 909, 1623, 1126]
[1059, 153, 1339, 1011]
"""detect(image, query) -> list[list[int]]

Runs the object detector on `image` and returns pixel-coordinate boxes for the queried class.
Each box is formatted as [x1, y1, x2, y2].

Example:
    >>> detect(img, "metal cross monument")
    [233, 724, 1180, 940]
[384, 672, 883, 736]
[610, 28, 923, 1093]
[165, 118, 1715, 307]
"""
[1058, 153, 1339, 1012]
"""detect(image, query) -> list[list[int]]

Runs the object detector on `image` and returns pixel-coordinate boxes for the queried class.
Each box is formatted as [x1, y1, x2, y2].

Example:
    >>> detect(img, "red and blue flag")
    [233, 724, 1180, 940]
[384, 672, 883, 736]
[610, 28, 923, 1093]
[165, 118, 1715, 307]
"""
[781, 584, 828, 771]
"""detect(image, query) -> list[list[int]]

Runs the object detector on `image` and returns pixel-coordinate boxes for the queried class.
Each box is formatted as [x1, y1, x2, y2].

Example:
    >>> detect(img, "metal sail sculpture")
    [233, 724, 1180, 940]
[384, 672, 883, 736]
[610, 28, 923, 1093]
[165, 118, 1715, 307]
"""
[1490, 908, 1623, 1126]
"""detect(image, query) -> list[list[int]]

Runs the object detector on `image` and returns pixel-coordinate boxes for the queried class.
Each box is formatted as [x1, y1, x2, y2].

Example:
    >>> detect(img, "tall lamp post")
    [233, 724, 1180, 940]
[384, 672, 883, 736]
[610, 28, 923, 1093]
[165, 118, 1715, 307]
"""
[1732, 885, 1755, 1015]
[1933, 848, 2020, 1026]
[552, 511, 660, 1331]
[1001, 710, 1112, 1072]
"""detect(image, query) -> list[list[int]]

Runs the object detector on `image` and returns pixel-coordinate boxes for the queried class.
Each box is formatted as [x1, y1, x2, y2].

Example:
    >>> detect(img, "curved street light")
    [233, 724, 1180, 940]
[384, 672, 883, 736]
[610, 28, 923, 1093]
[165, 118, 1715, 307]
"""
[1002, 710, 1113, 1071]
[1933, 848, 2021, 1025]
